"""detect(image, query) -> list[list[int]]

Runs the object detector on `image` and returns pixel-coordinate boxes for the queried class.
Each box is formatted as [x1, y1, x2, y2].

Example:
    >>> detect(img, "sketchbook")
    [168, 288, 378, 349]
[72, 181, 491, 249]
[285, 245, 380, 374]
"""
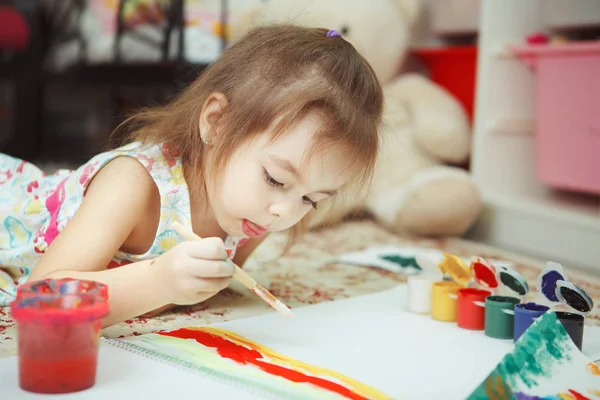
[1, 284, 599, 400]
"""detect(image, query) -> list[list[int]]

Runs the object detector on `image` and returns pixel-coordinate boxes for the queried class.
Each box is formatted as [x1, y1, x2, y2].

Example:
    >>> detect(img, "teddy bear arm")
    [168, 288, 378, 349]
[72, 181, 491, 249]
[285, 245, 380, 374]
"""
[385, 74, 472, 164]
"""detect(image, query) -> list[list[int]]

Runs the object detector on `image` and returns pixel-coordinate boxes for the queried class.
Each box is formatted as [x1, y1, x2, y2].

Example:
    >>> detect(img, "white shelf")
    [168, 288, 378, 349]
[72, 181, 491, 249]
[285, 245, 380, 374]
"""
[467, 190, 600, 271]
[468, 0, 600, 273]
[426, 0, 481, 35]
[424, 0, 600, 36]
[542, 0, 600, 29]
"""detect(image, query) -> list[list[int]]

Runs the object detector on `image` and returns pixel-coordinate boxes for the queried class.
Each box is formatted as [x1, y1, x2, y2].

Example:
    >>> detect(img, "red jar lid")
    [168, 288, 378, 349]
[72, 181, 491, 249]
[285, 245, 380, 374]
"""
[11, 278, 109, 324]
[469, 257, 499, 289]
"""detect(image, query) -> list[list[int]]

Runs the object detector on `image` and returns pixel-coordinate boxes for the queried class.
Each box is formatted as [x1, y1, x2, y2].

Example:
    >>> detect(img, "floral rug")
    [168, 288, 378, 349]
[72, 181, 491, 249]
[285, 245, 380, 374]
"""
[1, 220, 599, 358]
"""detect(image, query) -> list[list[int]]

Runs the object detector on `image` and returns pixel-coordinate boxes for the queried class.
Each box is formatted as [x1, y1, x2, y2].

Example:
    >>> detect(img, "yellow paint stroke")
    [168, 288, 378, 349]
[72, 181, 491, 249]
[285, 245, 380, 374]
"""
[588, 388, 600, 397]
[198, 327, 394, 400]
[557, 393, 575, 400]
[587, 362, 600, 376]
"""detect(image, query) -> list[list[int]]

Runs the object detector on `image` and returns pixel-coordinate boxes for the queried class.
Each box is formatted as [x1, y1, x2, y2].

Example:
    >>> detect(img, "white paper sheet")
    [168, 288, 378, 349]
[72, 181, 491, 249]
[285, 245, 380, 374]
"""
[1, 284, 599, 400]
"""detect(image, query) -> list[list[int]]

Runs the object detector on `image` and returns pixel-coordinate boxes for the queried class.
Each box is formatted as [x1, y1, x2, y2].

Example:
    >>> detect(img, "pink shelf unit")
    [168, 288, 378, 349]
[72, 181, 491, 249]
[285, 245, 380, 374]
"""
[512, 41, 600, 195]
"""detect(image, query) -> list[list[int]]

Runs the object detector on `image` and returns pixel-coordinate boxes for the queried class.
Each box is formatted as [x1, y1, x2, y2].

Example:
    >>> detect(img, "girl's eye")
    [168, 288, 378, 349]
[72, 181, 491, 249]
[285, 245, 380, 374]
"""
[263, 168, 283, 187]
[302, 196, 318, 210]
[263, 167, 317, 209]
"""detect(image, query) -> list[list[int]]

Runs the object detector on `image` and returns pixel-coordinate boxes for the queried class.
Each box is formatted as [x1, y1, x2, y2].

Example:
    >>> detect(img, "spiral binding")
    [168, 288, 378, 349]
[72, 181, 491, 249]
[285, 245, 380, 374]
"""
[100, 337, 300, 400]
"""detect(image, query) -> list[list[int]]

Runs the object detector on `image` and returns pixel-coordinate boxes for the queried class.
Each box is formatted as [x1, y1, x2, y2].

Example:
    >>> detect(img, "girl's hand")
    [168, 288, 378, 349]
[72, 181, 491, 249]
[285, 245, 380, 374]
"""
[155, 238, 234, 306]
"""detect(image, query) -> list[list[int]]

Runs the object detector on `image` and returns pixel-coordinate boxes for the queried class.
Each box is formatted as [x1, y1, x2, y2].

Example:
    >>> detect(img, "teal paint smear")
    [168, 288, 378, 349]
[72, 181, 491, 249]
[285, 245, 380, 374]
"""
[467, 312, 574, 399]
[378, 255, 422, 271]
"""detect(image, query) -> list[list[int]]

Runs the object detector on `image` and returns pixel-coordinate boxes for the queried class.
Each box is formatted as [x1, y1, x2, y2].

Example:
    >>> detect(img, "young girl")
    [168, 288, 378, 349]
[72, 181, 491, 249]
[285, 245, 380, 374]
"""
[0, 25, 383, 326]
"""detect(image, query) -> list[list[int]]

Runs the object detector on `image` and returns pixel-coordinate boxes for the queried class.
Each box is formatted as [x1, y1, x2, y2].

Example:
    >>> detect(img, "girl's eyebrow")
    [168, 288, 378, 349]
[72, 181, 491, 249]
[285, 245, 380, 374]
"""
[315, 188, 337, 196]
[269, 154, 303, 183]
[268, 154, 337, 196]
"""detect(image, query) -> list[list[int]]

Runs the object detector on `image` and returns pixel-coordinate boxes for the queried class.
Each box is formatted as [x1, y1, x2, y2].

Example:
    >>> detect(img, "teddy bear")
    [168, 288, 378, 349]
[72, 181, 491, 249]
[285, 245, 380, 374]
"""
[230, 0, 482, 236]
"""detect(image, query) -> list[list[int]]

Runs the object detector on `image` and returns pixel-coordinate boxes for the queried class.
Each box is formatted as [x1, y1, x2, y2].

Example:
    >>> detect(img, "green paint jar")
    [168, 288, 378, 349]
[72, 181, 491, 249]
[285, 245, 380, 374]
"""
[484, 295, 520, 339]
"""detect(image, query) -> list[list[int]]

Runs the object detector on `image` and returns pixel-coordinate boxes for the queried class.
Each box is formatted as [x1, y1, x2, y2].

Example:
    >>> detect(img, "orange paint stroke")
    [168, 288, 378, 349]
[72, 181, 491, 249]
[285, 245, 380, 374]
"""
[483, 375, 509, 400]
[587, 362, 600, 376]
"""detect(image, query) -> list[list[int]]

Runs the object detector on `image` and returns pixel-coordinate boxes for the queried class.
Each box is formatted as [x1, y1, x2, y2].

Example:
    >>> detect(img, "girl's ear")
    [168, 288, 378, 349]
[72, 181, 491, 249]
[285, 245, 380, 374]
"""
[199, 92, 229, 144]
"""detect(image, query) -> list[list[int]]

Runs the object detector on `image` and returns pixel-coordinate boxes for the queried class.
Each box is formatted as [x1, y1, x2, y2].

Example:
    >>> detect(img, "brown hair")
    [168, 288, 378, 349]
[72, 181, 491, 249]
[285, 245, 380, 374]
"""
[117, 24, 383, 248]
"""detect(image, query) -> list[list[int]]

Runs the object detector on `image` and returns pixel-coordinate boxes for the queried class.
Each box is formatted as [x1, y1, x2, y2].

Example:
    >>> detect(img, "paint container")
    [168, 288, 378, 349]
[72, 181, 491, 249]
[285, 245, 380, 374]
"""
[456, 288, 492, 330]
[452, 257, 500, 331]
[513, 302, 550, 342]
[431, 281, 463, 321]
[431, 254, 472, 322]
[555, 311, 585, 351]
[469, 257, 499, 292]
[11, 279, 109, 394]
[554, 280, 594, 351]
[407, 275, 436, 314]
[510, 262, 566, 342]
[496, 266, 529, 298]
[532, 263, 593, 350]
[484, 295, 521, 339]
[535, 261, 568, 305]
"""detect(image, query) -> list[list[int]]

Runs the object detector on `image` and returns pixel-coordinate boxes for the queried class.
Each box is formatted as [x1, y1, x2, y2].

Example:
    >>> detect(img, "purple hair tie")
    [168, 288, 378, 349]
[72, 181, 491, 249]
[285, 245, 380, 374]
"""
[327, 29, 342, 38]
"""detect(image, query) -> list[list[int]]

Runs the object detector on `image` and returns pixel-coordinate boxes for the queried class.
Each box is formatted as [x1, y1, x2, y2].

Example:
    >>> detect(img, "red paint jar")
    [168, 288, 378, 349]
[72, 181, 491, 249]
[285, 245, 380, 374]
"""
[457, 288, 491, 330]
[11, 279, 108, 394]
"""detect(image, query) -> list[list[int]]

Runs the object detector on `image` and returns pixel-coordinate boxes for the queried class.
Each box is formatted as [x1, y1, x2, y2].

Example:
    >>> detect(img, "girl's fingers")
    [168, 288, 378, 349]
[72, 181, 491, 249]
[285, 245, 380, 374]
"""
[189, 260, 235, 278]
[180, 238, 227, 261]
[189, 277, 232, 293]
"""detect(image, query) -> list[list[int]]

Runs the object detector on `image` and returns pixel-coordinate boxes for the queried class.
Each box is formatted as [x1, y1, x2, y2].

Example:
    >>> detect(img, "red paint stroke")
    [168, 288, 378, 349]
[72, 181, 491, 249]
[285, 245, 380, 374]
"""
[159, 328, 368, 400]
[569, 389, 591, 400]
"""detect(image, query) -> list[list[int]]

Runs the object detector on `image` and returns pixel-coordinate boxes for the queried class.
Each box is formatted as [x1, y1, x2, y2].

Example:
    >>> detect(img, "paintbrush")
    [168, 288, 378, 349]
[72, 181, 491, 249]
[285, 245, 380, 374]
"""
[172, 222, 294, 317]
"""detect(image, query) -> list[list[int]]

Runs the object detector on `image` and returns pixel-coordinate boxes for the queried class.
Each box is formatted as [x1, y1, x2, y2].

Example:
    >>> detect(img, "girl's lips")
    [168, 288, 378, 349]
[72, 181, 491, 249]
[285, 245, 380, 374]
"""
[242, 219, 267, 237]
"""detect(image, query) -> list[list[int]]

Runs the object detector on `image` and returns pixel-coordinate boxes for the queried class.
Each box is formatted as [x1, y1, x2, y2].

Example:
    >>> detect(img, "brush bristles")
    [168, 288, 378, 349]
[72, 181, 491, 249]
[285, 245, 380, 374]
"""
[253, 285, 294, 317]
[273, 299, 295, 318]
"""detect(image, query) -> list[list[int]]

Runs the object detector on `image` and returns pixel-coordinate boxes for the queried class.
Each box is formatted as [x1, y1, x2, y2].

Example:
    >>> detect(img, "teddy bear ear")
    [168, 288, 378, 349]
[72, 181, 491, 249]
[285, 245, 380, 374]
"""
[394, 0, 422, 25]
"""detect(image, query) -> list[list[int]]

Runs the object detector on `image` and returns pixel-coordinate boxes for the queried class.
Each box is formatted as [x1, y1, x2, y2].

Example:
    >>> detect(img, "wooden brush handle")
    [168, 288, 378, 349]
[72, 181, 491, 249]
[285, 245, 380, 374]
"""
[171, 222, 257, 290]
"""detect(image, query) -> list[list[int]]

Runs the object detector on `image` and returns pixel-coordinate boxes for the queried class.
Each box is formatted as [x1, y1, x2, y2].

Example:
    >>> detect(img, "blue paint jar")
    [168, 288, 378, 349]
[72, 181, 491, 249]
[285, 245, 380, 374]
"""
[533, 262, 594, 351]
[513, 302, 550, 342]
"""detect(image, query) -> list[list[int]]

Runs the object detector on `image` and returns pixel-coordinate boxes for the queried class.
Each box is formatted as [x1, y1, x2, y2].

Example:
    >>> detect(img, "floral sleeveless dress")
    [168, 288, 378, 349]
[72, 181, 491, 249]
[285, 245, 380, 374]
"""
[0, 142, 235, 306]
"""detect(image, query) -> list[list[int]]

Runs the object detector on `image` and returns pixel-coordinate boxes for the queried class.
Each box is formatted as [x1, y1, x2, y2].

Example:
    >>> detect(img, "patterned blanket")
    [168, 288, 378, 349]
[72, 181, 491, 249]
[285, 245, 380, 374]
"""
[1, 220, 599, 357]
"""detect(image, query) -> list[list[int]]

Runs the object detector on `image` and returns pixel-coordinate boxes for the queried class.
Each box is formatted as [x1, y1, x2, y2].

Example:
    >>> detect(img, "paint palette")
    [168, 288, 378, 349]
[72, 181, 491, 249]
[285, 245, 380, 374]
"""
[333, 246, 440, 275]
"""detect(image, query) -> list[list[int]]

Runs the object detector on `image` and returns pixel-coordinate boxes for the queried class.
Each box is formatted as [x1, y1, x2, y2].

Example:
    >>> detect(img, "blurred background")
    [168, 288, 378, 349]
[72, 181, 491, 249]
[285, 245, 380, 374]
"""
[0, 0, 599, 270]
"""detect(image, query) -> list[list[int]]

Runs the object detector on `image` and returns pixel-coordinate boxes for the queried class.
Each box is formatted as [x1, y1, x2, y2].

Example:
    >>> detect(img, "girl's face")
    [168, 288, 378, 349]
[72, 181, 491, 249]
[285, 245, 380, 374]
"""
[206, 111, 351, 238]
